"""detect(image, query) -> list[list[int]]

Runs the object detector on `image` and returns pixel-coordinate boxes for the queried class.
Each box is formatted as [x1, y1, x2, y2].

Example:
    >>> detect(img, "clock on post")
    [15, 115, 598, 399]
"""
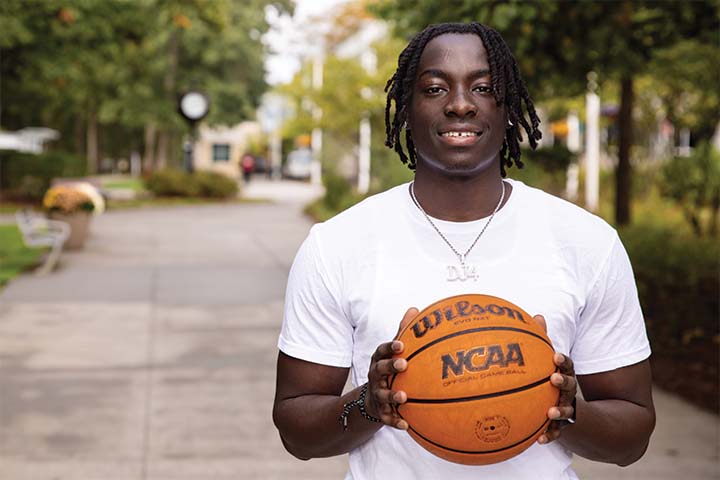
[178, 91, 210, 172]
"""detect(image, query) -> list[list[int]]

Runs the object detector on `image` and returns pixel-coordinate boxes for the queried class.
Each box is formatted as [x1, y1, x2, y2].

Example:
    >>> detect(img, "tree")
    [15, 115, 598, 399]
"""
[276, 5, 413, 191]
[660, 142, 720, 238]
[0, 0, 291, 173]
[372, 0, 719, 225]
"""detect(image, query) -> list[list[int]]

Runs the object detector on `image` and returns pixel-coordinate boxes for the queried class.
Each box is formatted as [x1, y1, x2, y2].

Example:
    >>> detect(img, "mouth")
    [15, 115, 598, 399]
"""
[437, 129, 483, 146]
[439, 131, 481, 138]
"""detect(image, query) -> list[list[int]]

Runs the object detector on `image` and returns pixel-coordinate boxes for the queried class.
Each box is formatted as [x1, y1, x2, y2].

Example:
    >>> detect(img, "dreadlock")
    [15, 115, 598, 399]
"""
[384, 22, 541, 177]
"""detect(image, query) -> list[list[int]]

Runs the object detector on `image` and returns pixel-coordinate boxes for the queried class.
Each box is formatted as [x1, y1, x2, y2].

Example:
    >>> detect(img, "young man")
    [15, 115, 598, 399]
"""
[273, 22, 655, 479]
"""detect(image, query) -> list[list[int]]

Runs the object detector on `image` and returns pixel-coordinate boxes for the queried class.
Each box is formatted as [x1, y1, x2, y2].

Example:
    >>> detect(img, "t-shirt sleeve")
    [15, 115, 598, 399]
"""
[571, 234, 651, 375]
[278, 226, 354, 368]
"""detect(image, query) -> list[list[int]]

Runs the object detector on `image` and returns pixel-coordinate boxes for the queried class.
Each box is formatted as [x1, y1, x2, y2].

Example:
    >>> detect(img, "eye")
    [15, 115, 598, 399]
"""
[424, 86, 446, 95]
[473, 85, 494, 95]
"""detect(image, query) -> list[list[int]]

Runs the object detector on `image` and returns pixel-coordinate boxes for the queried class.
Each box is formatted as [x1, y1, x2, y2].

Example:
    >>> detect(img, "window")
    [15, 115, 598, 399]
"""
[212, 143, 230, 162]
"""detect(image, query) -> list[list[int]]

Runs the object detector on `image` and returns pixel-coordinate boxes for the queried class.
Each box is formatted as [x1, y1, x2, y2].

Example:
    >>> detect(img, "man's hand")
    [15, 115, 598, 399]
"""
[364, 307, 418, 430]
[532, 314, 578, 445]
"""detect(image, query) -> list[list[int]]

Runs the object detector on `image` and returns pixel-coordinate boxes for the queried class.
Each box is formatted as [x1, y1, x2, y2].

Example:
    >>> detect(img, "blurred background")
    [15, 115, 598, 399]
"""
[0, 0, 717, 478]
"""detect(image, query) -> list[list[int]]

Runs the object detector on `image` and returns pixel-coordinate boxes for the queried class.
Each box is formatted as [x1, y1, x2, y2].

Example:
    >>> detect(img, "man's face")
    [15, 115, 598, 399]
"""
[408, 33, 506, 177]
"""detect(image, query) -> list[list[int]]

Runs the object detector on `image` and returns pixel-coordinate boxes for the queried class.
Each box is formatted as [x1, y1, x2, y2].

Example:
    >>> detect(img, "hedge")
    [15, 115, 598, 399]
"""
[144, 169, 238, 199]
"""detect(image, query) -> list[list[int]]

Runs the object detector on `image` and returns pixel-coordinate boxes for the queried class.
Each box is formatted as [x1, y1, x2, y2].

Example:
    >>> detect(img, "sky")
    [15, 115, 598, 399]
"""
[263, 0, 350, 85]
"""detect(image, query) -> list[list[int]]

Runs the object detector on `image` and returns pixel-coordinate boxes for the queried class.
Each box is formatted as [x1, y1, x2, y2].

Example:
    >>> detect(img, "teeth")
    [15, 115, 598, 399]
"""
[441, 131, 478, 137]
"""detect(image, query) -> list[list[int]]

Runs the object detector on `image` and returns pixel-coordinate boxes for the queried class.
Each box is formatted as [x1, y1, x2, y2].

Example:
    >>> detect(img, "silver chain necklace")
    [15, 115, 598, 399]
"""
[409, 181, 506, 282]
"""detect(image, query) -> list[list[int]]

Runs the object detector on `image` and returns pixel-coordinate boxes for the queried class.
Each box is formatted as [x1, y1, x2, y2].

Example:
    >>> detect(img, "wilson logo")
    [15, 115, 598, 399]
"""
[441, 343, 525, 379]
[412, 301, 527, 339]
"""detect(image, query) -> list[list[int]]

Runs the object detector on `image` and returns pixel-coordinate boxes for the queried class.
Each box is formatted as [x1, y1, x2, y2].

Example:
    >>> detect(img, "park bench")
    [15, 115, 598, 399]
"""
[15, 209, 70, 275]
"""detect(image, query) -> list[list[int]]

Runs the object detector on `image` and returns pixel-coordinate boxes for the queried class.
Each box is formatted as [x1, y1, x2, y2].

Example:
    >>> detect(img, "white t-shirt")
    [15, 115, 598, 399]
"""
[279, 179, 651, 480]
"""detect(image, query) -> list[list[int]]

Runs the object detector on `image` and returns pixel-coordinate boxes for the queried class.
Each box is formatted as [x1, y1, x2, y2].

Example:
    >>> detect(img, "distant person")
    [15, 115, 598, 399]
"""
[241, 153, 255, 182]
[273, 22, 655, 479]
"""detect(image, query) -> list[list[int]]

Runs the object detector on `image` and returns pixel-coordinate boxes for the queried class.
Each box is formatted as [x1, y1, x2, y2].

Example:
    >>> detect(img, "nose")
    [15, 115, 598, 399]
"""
[444, 88, 476, 118]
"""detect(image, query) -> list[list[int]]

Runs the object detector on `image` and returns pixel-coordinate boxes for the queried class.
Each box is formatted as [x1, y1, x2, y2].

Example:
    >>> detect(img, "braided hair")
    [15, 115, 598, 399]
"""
[384, 22, 541, 177]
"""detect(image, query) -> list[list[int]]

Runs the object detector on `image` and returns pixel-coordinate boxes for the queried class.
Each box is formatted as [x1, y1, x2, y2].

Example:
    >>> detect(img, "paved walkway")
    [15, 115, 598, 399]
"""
[0, 179, 717, 479]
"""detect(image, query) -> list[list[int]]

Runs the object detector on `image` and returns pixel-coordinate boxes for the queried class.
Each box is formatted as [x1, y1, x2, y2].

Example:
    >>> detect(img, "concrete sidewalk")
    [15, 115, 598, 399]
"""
[0, 180, 717, 479]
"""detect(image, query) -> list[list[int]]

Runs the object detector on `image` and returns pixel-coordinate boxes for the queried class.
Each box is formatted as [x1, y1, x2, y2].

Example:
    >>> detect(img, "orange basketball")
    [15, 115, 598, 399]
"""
[391, 294, 559, 465]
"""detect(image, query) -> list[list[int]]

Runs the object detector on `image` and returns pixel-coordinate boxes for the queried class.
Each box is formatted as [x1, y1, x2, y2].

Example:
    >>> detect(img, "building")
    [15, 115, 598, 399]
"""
[193, 122, 263, 178]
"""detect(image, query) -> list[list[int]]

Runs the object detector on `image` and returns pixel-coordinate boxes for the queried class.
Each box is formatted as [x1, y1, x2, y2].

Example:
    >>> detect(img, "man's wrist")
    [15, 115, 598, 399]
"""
[338, 383, 382, 431]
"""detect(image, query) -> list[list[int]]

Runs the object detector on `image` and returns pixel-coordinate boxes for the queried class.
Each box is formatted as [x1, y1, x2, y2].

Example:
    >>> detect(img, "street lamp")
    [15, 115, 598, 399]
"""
[178, 91, 210, 173]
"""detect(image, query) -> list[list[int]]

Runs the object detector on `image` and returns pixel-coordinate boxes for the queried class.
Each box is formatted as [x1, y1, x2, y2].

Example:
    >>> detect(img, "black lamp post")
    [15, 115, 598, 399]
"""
[178, 91, 209, 173]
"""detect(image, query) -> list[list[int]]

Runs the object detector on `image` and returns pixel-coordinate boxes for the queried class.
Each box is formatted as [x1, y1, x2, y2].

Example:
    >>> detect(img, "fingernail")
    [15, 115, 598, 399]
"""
[392, 341, 403, 352]
[555, 353, 564, 363]
[549, 408, 560, 419]
[397, 420, 408, 430]
[394, 359, 406, 370]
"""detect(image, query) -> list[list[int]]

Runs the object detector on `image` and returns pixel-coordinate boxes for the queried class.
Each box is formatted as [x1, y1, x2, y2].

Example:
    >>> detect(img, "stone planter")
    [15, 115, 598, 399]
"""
[48, 211, 92, 249]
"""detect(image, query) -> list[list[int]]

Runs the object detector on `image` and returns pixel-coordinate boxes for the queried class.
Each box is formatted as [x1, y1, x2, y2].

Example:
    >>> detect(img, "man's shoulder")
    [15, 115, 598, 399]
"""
[316, 183, 407, 232]
[513, 180, 614, 235]
[310, 183, 408, 252]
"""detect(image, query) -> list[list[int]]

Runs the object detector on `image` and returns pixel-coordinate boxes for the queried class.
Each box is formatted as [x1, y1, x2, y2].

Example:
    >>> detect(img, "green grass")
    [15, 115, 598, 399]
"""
[105, 195, 268, 210]
[101, 177, 146, 192]
[0, 224, 46, 286]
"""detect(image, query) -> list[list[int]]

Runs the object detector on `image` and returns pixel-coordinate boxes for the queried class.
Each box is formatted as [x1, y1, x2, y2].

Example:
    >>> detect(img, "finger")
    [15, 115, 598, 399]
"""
[395, 307, 419, 339]
[551, 374, 577, 410]
[371, 358, 408, 380]
[366, 387, 408, 425]
[378, 409, 409, 430]
[532, 314, 547, 333]
[548, 405, 575, 421]
[371, 387, 408, 406]
[553, 353, 575, 375]
[371, 341, 403, 363]
[551, 372, 577, 394]
[537, 421, 562, 444]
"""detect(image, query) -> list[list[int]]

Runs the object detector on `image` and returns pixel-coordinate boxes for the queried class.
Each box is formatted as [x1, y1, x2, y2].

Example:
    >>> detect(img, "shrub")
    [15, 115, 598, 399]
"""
[323, 172, 354, 211]
[194, 171, 238, 198]
[620, 223, 719, 411]
[144, 169, 237, 199]
[13, 175, 46, 200]
[144, 169, 197, 197]
[304, 172, 366, 222]
[621, 224, 718, 343]
[522, 144, 576, 173]
[1, 150, 86, 201]
[659, 141, 720, 237]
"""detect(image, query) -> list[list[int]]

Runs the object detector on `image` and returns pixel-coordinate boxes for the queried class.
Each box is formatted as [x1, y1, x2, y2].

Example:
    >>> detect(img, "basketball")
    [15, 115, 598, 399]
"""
[390, 294, 559, 465]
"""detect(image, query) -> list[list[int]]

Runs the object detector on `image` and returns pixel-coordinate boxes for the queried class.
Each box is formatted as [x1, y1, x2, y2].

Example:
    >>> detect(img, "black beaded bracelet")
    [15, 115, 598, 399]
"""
[338, 383, 382, 431]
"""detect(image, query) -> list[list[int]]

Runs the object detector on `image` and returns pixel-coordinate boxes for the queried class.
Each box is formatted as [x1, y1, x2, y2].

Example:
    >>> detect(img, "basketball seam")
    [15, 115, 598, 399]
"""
[406, 416, 552, 455]
[404, 326, 553, 363]
[403, 374, 552, 404]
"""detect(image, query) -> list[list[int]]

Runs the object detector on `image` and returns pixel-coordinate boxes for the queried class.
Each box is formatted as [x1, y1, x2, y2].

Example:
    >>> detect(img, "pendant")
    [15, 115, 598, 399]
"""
[447, 264, 479, 282]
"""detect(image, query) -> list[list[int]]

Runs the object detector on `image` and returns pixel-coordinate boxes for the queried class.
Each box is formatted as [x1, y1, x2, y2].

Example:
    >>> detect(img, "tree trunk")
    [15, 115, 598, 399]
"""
[86, 108, 99, 175]
[168, 130, 179, 169]
[74, 114, 85, 157]
[156, 130, 168, 170]
[143, 122, 157, 173]
[615, 75, 633, 226]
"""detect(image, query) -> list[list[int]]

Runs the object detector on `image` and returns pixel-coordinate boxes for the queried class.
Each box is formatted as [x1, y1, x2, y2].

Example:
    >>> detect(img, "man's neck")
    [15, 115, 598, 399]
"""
[411, 169, 510, 222]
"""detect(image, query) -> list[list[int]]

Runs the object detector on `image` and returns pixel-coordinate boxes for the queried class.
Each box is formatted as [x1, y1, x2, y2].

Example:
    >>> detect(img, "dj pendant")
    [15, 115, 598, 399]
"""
[447, 253, 479, 282]
[409, 181, 506, 284]
[447, 264, 479, 282]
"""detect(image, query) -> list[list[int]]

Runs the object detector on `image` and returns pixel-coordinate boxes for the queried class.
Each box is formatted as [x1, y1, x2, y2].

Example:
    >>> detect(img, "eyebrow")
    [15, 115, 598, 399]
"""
[418, 68, 491, 81]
